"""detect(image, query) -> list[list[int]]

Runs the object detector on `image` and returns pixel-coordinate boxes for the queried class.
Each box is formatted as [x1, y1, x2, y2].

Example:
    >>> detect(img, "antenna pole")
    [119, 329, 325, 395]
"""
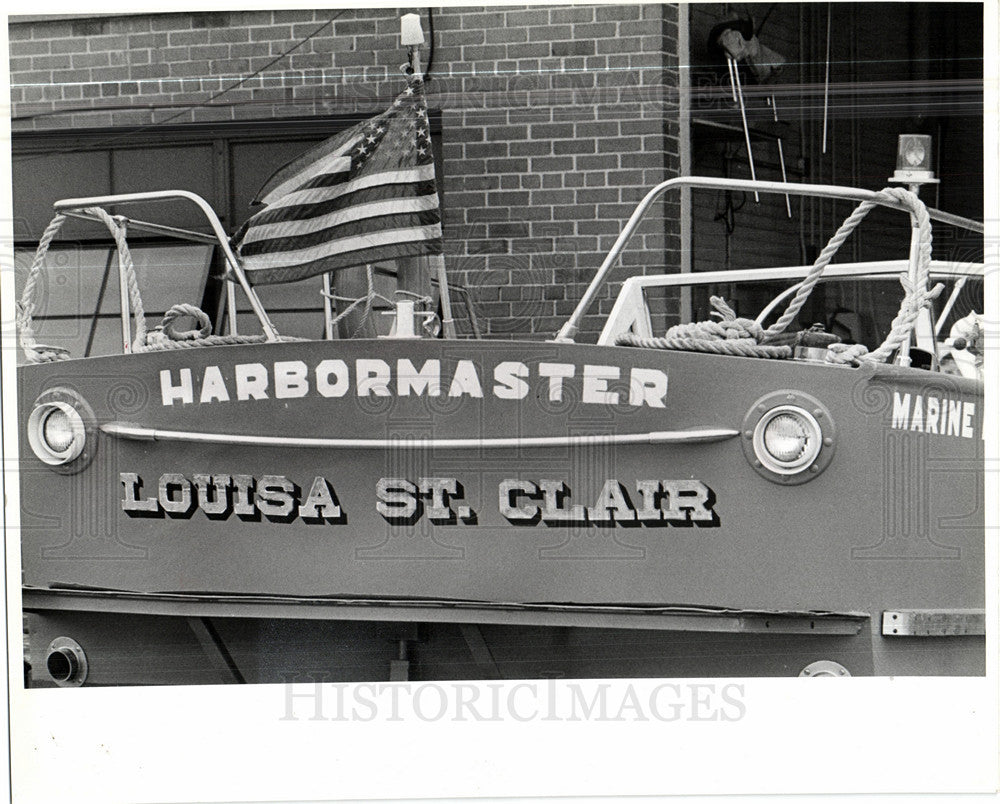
[401, 14, 456, 338]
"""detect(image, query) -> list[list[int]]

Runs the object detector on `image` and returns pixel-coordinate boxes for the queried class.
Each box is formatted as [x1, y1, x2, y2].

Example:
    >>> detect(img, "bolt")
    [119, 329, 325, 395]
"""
[823, 437, 833, 446]
[809, 465, 819, 472]
[813, 409, 823, 418]
[802, 669, 811, 676]
[744, 430, 753, 438]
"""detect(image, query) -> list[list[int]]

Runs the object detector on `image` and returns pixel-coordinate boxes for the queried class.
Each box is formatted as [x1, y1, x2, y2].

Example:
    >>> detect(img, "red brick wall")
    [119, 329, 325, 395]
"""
[9, 5, 683, 341]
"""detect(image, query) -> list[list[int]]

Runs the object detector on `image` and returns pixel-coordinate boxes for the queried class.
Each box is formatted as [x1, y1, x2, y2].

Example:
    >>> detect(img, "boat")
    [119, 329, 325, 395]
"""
[15, 157, 985, 686]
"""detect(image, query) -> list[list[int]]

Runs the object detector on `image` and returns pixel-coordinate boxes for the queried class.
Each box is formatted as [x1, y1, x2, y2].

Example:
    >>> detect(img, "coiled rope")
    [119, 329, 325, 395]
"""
[18, 210, 297, 362]
[618, 186, 942, 364]
[618, 296, 793, 358]
[132, 303, 303, 351]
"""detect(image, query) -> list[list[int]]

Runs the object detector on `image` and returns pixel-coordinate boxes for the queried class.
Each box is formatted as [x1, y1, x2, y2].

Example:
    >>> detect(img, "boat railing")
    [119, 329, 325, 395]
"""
[597, 259, 983, 348]
[22, 179, 984, 364]
[50, 190, 279, 350]
[555, 176, 985, 345]
[32, 190, 479, 358]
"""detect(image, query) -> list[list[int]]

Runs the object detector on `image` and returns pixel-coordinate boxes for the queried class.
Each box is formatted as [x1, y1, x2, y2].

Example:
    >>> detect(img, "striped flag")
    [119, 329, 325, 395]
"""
[232, 74, 442, 285]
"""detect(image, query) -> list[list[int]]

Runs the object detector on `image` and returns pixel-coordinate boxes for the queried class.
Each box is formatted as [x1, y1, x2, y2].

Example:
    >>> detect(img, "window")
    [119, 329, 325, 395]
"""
[12, 115, 448, 354]
[14, 244, 214, 360]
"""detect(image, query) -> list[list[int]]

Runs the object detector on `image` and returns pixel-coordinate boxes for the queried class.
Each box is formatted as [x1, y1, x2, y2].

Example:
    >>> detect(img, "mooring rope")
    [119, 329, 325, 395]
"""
[19, 207, 148, 361]
[18, 210, 300, 360]
[617, 186, 940, 364]
[134, 302, 305, 350]
[617, 296, 793, 358]
[322, 266, 387, 337]
[17, 212, 72, 363]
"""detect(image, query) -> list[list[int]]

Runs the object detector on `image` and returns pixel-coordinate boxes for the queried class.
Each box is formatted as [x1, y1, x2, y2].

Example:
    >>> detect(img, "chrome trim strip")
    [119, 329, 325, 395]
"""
[101, 422, 739, 449]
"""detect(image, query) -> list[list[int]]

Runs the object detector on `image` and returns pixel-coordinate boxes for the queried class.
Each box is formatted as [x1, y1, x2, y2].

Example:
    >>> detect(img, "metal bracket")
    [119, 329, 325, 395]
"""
[459, 624, 502, 679]
[186, 617, 246, 683]
[882, 610, 986, 637]
[799, 659, 850, 677]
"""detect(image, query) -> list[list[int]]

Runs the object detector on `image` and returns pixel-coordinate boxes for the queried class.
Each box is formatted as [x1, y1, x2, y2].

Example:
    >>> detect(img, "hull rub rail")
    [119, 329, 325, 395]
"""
[100, 422, 740, 449]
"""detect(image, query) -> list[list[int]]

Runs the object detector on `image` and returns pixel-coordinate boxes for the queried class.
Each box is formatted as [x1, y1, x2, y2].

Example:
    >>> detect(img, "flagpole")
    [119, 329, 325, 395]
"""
[404, 16, 457, 339]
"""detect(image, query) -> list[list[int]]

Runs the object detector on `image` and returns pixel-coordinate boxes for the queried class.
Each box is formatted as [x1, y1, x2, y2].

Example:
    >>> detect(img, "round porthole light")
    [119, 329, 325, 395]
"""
[43, 406, 76, 453]
[742, 391, 836, 485]
[28, 401, 87, 466]
[752, 405, 822, 475]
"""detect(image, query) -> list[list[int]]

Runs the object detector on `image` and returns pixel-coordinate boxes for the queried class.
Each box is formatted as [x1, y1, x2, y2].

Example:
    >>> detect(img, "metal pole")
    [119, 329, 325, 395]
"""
[895, 181, 925, 367]
[115, 217, 132, 354]
[731, 58, 759, 201]
[220, 243, 276, 341]
[432, 254, 457, 339]
[678, 5, 693, 325]
[934, 276, 967, 335]
[822, 2, 831, 154]
[771, 95, 792, 217]
[226, 281, 238, 335]
[777, 140, 792, 216]
[322, 273, 335, 340]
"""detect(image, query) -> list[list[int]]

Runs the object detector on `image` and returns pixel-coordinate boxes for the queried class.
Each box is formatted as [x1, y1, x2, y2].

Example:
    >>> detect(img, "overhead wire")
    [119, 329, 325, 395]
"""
[754, 4, 776, 36]
[13, 11, 348, 164]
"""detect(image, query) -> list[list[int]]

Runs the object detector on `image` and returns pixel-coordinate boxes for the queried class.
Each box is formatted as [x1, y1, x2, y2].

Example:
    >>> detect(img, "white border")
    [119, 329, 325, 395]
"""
[3, 2, 998, 803]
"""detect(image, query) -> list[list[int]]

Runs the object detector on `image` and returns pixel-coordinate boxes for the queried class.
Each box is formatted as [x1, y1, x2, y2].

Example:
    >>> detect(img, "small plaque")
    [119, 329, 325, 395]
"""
[882, 609, 986, 637]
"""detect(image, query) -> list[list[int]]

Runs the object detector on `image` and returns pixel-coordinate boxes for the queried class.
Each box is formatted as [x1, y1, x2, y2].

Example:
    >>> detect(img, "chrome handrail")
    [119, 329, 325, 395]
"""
[53, 190, 278, 342]
[554, 176, 984, 343]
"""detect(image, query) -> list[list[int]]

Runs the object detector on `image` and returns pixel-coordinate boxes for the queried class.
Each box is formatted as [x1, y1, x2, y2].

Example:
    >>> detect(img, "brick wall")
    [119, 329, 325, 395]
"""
[8, 5, 683, 341]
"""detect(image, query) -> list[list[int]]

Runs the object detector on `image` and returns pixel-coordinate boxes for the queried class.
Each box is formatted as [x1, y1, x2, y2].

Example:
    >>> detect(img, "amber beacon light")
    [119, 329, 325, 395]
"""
[889, 134, 938, 187]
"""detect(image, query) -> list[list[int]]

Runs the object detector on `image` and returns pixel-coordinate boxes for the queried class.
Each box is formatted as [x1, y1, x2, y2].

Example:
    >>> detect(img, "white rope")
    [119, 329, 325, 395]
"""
[620, 187, 939, 365]
[617, 296, 793, 358]
[17, 213, 72, 363]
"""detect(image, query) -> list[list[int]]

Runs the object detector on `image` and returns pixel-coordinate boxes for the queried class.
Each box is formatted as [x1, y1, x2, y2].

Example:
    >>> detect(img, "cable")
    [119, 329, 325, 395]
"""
[13, 12, 346, 164]
[755, 4, 776, 36]
[713, 150, 746, 235]
[424, 8, 435, 83]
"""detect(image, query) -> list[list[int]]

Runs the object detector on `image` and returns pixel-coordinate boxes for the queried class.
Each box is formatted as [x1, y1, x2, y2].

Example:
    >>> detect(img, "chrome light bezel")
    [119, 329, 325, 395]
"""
[28, 402, 86, 465]
[742, 391, 836, 485]
[26, 387, 97, 474]
[752, 405, 822, 475]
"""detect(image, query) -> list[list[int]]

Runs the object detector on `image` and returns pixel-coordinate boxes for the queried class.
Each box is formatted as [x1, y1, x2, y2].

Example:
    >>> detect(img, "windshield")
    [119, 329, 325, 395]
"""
[640, 274, 983, 353]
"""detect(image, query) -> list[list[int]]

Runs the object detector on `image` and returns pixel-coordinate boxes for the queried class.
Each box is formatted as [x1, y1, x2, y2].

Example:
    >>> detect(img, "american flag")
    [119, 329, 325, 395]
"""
[232, 74, 442, 285]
